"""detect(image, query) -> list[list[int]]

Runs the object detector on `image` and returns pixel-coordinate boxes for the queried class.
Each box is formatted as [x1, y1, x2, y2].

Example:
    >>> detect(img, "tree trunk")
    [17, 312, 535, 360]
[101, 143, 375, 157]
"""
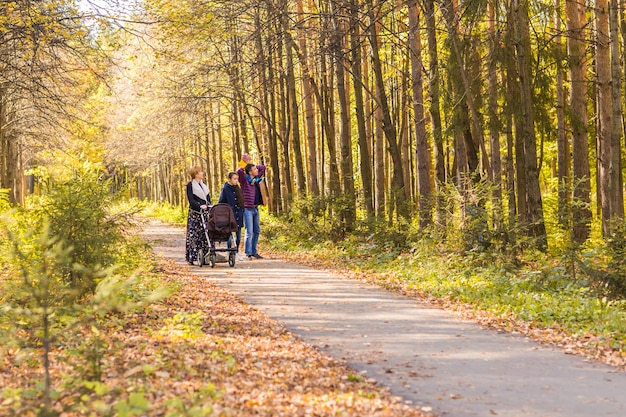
[330, 1, 356, 229]
[596, 0, 612, 235]
[319, 49, 342, 200]
[423, 0, 446, 228]
[566, 0, 592, 243]
[287, 6, 340, 202]
[506, 111, 517, 232]
[408, 0, 432, 229]
[366, 0, 408, 219]
[283, 9, 307, 197]
[487, 0, 503, 230]
[374, 95, 386, 218]
[0, 85, 19, 204]
[512, 0, 547, 248]
[349, 0, 374, 219]
[296, 0, 320, 197]
[399, 61, 412, 201]
[609, 0, 624, 225]
[440, 0, 492, 180]
[263, 10, 282, 214]
[555, 0, 570, 227]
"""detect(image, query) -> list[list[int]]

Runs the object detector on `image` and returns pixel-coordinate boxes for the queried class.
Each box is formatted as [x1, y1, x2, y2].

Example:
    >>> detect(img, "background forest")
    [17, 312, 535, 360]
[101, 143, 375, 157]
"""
[3, 0, 626, 247]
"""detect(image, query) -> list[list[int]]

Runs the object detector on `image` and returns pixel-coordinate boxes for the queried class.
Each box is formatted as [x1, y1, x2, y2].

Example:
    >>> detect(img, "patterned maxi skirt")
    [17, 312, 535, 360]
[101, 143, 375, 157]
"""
[185, 209, 209, 264]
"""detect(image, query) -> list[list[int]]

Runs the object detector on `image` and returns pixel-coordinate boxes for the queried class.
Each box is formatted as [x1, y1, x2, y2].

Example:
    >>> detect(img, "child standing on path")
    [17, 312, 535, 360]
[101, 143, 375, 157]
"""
[218, 172, 245, 261]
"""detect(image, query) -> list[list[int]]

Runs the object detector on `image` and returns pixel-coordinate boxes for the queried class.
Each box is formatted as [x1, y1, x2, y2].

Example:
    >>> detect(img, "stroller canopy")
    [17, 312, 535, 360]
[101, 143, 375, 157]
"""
[207, 203, 238, 235]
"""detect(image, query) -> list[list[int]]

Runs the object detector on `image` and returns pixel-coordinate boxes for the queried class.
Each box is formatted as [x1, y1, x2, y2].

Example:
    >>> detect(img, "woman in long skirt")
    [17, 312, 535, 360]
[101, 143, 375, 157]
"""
[185, 166, 211, 264]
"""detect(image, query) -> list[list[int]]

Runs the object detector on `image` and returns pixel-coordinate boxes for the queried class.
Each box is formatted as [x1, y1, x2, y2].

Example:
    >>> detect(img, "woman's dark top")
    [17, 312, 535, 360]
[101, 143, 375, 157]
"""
[218, 182, 244, 227]
[186, 181, 211, 212]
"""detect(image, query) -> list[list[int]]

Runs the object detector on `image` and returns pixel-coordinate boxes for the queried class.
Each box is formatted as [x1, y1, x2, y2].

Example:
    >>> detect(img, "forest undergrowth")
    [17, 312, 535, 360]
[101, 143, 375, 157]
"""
[253, 198, 626, 370]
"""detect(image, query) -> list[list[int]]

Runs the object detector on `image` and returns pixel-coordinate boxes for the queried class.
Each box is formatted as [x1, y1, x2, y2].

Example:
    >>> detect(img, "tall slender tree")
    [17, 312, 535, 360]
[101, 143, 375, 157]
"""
[566, 0, 592, 243]
[422, 0, 447, 227]
[407, 0, 432, 229]
[555, 0, 570, 227]
[512, 0, 547, 247]
[366, 0, 409, 219]
[609, 0, 624, 227]
[596, 0, 612, 235]
[349, 0, 374, 219]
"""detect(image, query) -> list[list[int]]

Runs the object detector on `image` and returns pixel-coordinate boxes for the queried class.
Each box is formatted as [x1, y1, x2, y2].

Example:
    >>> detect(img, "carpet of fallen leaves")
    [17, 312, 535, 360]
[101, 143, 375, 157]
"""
[0, 259, 427, 417]
[268, 249, 626, 370]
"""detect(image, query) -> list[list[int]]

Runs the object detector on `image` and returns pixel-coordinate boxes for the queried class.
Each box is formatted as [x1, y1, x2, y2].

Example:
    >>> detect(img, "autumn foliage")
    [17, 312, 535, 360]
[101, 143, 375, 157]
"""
[1, 259, 425, 416]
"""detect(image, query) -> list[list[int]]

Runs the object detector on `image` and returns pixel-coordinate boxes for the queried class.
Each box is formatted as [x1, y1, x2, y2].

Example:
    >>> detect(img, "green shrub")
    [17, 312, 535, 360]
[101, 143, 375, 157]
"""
[28, 172, 140, 294]
[0, 219, 168, 415]
[0, 188, 10, 212]
[575, 224, 626, 299]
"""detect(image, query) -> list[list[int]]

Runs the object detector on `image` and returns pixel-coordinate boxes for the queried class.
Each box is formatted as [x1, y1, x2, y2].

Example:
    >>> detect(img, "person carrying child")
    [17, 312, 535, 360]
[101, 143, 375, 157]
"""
[236, 155, 266, 259]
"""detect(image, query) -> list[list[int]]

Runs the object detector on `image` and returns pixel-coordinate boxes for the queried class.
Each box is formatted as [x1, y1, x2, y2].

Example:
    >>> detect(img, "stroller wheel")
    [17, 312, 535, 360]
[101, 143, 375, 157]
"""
[228, 252, 235, 267]
[197, 249, 204, 267]
[209, 253, 216, 268]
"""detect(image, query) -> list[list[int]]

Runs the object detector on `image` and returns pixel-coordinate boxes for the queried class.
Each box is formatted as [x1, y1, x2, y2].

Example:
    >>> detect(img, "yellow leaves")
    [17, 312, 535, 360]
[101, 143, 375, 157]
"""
[157, 311, 206, 340]
[0, 258, 425, 416]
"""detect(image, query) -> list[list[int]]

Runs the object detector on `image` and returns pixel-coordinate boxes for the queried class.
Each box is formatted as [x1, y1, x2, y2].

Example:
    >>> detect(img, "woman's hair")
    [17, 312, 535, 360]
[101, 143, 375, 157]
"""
[228, 171, 238, 179]
[188, 166, 201, 180]
[234, 182, 245, 206]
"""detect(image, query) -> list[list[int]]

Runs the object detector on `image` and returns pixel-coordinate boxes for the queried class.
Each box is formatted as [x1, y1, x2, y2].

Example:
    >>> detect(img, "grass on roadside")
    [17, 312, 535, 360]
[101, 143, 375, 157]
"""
[139, 200, 187, 226]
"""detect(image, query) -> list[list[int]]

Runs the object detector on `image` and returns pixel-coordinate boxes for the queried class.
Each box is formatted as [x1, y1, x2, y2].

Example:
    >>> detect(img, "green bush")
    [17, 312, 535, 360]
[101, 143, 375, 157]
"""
[28, 172, 140, 294]
[0, 188, 10, 212]
[575, 224, 626, 299]
[0, 213, 168, 416]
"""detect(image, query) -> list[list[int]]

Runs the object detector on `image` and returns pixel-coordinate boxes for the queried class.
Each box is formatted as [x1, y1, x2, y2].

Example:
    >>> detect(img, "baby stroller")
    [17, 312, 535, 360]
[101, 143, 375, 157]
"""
[197, 204, 239, 268]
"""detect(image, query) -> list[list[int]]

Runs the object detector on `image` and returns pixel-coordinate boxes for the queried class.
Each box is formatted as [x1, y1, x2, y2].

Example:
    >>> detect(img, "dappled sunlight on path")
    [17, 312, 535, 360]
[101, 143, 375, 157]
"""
[142, 220, 626, 417]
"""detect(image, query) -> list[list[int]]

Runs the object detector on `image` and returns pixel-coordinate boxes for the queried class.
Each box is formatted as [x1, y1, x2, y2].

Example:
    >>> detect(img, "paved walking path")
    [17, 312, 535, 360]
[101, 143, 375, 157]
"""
[141, 221, 626, 417]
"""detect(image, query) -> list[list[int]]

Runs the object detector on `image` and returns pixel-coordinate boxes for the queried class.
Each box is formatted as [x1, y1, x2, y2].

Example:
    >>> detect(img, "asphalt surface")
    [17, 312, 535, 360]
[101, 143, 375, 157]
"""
[141, 220, 626, 417]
